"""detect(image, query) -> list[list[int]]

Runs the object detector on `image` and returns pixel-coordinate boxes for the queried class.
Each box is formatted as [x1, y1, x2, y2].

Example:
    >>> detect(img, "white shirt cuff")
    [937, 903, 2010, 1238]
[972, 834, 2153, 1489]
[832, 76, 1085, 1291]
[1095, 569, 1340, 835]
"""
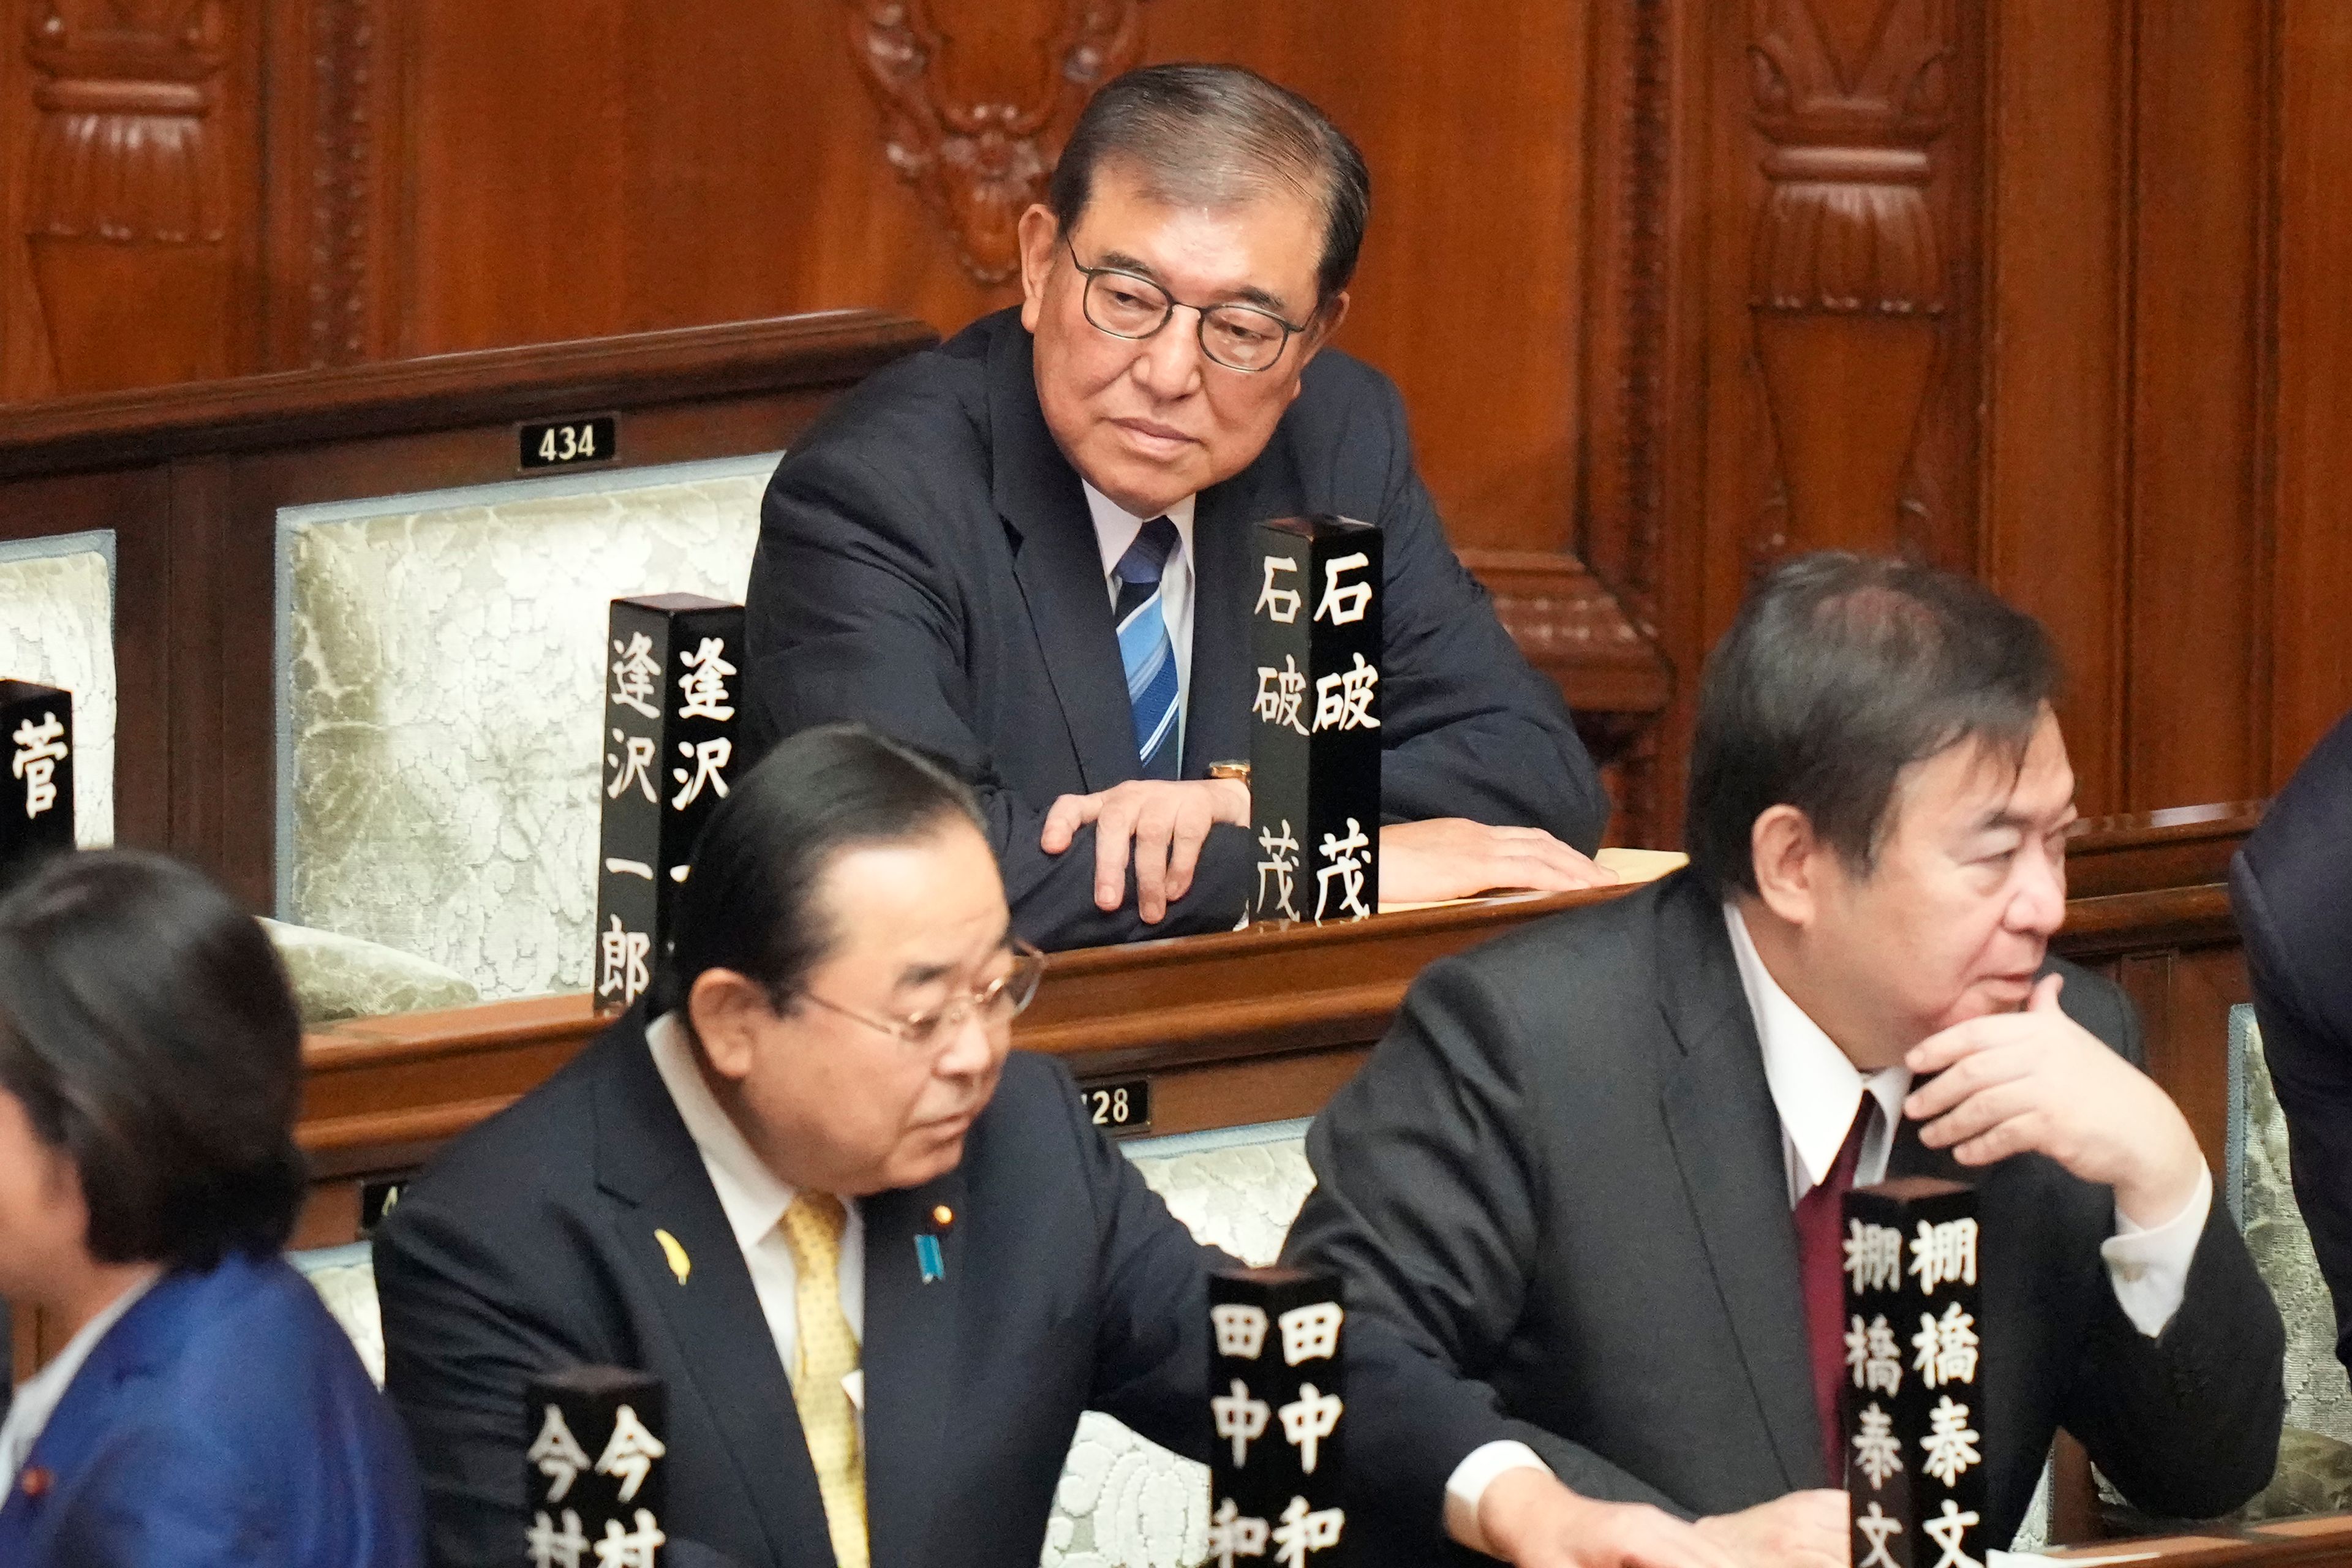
[2101, 1163, 2214, 1338]
[1444, 1439, 1553, 1557]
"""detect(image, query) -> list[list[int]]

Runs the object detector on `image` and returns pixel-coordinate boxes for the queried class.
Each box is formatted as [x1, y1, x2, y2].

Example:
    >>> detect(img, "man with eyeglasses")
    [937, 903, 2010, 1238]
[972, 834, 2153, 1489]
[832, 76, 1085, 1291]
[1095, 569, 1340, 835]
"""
[743, 63, 1613, 950]
[375, 725, 1233, 1568]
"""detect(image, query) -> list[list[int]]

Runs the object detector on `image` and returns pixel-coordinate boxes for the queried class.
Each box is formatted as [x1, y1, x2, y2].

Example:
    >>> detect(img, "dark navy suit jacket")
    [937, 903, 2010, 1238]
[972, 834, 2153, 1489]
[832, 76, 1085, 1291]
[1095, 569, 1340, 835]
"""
[743, 307, 1609, 949]
[0, 1250, 424, 1567]
[2233, 707, 2352, 1373]
[375, 1011, 1226, 1568]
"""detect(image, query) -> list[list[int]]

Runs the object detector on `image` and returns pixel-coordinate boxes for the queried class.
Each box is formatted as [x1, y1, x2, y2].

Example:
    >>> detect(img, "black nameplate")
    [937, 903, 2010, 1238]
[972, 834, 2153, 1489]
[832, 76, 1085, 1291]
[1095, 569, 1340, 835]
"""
[1248, 516, 1382, 925]
[519, 414, 619, 472]
[359, 1177, 411, 1234]
[1841, 1177, 1985, 1568]
[1079, 1076, 1153, 1136]
[595, 595, 745, 1015]
[0, 680, 74, 896]
[1209, 1266, 1349, 1566]
[524, 1365, 668, 1564]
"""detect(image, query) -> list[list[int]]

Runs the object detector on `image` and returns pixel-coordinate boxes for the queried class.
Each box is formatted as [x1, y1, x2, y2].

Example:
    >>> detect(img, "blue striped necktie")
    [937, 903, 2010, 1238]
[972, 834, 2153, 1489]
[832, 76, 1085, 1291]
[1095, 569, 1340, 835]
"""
[1112, 516, 1182, 779]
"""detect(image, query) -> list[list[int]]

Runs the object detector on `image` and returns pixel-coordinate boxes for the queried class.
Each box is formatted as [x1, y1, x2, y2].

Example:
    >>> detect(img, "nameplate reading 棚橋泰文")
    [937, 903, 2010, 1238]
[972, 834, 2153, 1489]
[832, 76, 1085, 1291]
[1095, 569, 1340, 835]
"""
[518, 414, 620, 472]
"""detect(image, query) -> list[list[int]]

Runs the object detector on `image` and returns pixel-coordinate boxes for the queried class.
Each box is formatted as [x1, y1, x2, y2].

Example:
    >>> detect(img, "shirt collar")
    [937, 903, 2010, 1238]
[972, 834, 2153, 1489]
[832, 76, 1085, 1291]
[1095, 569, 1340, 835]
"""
[1082, 481, 1197, 581]
[1723, 903, 1910, 1195]
[0, 1265, 162, 1487]
[647, 1011, 800, 1253]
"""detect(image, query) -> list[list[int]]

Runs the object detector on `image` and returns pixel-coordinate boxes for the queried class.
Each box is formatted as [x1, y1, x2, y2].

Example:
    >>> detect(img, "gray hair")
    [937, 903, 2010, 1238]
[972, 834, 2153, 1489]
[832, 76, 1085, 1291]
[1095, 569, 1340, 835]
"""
[1049, 63, 1371, 311]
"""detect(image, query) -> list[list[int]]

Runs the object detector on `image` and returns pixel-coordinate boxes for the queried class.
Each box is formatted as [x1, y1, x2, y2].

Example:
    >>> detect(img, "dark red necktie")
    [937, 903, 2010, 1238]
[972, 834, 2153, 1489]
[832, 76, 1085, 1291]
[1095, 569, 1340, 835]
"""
[1793, 1096, 1879, 1485]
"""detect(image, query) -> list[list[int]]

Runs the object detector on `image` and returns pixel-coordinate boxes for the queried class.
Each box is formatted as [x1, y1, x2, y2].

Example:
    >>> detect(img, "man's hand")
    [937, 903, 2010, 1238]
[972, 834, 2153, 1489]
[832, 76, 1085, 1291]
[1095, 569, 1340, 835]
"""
[1477, 1469, 1743, 1568]
[1039, 777, 1251, 923]
[1691, 1491, 1849, 1568]
[1379, 819, 1617, 905]
[1904, 972, 2206, 1226]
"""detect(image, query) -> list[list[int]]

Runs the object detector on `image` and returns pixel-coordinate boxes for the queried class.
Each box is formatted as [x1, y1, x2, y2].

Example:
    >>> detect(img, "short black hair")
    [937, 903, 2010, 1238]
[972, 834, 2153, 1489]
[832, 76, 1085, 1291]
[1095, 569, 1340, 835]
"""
[1686, 552, 2062, 897]
[1049, 62, 1373, 309]
[0, 850, 306, 1269]
[652, 724, 987, 1016]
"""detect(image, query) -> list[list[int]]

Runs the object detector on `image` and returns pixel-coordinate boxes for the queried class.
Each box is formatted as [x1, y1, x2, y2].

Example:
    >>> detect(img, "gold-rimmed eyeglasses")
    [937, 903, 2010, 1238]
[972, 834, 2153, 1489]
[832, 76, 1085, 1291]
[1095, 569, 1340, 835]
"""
[784, 937, 1046, 1052]
[1064, 235, 1310, 373]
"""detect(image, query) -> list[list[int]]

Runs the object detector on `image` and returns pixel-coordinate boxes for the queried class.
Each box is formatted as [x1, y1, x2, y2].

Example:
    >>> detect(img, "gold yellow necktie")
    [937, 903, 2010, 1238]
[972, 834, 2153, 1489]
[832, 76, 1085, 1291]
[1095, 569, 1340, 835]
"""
[779, 1192, 868, 1568]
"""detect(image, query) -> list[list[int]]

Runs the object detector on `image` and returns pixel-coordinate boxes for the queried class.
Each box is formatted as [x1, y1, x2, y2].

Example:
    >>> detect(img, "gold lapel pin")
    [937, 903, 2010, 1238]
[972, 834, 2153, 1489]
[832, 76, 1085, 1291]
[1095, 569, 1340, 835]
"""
[932, 1204, 954, 1228]
[654, 1228, 691, 1286]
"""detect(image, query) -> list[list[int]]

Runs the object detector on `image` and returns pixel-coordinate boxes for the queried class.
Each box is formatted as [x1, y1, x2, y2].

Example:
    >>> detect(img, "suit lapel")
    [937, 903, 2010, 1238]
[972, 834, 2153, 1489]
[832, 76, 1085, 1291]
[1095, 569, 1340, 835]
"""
[986, 320, 1139, 792]
[857, 1163, 970, 1566]
[590, 1020, 831, 1565]
[1651, 878, 1823, 1491]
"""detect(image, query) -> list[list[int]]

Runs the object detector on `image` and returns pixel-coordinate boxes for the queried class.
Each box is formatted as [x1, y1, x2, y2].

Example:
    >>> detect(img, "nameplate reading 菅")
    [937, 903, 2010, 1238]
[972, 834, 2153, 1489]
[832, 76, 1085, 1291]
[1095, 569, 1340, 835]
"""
[524, 1365, 668, 1567]
[1841, 1177, 1985, 1568]
[1248, 516, 1381, 927]
[519, 414, 619, 472]
[0, 680, 73, 895]
[595, 596, 745, 1015]
[1210, 1266, 1349, 1568]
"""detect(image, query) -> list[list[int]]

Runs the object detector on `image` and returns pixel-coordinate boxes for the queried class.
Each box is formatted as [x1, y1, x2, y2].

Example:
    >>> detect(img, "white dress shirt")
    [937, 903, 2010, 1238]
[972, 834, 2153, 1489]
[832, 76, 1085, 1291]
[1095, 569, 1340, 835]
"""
[0, 1267, 162, 1490]
[1085, 482, 1199, 749]
[647, 1012, 866, 1419]
[1442, 906, 2214, 1558]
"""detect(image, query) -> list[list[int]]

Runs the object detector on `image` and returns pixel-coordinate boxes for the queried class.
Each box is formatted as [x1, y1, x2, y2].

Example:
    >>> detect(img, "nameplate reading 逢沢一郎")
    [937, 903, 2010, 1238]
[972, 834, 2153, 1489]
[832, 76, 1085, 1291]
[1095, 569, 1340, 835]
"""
[1248, 516, 1382, 927]
[595, 596, 745, 1014]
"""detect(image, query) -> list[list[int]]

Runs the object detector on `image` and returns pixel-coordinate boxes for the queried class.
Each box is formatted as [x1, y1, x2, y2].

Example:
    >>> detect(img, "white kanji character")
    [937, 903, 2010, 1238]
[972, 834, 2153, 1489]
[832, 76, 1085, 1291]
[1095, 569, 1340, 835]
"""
[1212, 1378, 1272, 1466]
[1278, 1384, 1343, 1474]
[1923, 1498, 1981, 1568]
[1845, 1313, 1902, 1396]
[669, 737, 732, 809]
[1843, 1220, 1904, 1295]
[1212, 1304, 1271, 1360]
[1253, 655, 1311, 735]
[1313, 821, 1373, 922]
[676, 636, 736, 721]
[1314, 552, 1373, 625]
[1913, 1301, 1980, 1389]
[1855, 1501, 1904, 1568]
[1311, 654, 1381, 733]
[609, 634, 662, 720]
[592, 1509, 666, 1568]
[1920, 1395, 1982, 1486]
[10, 712, 67, 820]
[1909, 1217, 1979, 1294]
[1256, 556, 1303, 624]
[1278, 1300, 1344, 1365]
[606, 730, 657, 803]
[1851, 1402, 1904, 1490]
[527, 1404, 592, 1502]
[1256, 823, 1302, 921]
[527, 1508, 590, 1568]
[598, 916, 651, 1006]
[594, 1403, 666, 1503]
[1272, 1495, 1344, 1568]
[1208, 1498, 1271, 1567]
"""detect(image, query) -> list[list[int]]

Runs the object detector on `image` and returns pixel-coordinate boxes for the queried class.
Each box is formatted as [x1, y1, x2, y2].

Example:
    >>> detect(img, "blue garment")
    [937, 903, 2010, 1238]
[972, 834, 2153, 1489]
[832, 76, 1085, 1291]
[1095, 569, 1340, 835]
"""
[0, 1251, 424, 1567]
[1111, 515, 1182, 778]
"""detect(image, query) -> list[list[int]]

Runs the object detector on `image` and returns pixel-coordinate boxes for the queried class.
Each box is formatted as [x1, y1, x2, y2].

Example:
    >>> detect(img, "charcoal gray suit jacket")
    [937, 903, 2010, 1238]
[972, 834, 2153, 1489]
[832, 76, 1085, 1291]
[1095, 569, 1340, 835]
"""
[1283, 871, 2285, 1565]
[375, 1014, 1223, 1568]
[742, 307, 1607, 949]
[2233, 707, 2352, 1374]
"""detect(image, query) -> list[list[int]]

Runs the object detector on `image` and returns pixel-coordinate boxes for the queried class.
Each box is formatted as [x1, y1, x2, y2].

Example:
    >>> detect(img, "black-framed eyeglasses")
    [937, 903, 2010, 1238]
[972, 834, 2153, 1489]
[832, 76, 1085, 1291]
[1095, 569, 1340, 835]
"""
[1063, 235, 1310, 374]
[782, 937, 1046, 1052]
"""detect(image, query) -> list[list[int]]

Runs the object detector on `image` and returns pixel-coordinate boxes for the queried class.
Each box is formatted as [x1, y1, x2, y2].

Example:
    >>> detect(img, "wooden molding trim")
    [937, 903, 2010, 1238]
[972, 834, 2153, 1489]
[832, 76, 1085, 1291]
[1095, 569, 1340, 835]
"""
[1456, 548, 1672, 717]
[0, 309, 938, 477]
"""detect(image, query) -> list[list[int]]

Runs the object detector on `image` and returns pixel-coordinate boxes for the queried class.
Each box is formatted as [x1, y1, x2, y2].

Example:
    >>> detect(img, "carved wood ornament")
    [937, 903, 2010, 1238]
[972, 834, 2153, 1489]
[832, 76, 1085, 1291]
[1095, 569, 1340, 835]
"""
[23, 0, 234, 391]
[1747, 0, 1951, 563]
[843, 0, 1147, 285]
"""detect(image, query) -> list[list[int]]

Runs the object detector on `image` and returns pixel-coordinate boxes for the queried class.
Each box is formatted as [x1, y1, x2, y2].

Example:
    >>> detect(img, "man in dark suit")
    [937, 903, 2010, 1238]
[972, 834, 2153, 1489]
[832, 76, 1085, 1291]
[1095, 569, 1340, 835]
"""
[1284, 554, 2285, 1568]
[375, 726, 1223, 1568]
[2232, 707, 2352, 1376]
[744, 64, 1610, 951]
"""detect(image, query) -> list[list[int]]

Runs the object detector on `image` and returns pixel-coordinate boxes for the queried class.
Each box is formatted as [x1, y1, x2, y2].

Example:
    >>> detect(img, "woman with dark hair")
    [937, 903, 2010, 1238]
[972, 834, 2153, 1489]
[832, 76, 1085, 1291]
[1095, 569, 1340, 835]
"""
[0, 850, 423, 1566]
